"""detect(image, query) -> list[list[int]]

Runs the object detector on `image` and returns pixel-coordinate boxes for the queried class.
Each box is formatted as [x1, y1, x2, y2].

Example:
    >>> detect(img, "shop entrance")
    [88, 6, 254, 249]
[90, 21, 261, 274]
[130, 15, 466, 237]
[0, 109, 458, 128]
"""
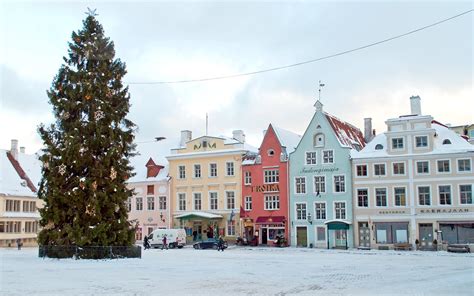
[193, 222, 202, 241]
[358, 222, 370, 248]
[419, 223, 434, 250]
[335, 230, 346, 247]
[261, 228, 268, 244]
[296, 227, 307, 247]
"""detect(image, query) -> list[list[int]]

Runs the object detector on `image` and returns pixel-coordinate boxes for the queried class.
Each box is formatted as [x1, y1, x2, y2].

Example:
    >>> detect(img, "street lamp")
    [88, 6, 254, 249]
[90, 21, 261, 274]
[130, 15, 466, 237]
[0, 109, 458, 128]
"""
[307, 212, 313, 224]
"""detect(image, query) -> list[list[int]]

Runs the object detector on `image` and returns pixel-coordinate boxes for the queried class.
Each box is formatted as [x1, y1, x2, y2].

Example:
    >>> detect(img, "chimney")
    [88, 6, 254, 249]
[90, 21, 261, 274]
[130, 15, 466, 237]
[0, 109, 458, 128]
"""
[180, 130, 192, 147]
[20, 147, 26, 154]
[10, 139, 19, 160]
[364, 118, 373, 143]
[410, 96, 421, 115]
[233, 130, 245, 143]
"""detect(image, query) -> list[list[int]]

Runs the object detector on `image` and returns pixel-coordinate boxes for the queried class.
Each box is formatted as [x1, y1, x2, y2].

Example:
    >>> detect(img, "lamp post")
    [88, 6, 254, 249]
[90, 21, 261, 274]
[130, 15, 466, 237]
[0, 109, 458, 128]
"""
[307, 212, 313, 224]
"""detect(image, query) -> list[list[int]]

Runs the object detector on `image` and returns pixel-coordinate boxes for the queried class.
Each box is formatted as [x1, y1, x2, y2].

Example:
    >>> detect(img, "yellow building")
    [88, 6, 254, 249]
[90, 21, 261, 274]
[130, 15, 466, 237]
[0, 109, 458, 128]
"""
[167, 130, 256, 243]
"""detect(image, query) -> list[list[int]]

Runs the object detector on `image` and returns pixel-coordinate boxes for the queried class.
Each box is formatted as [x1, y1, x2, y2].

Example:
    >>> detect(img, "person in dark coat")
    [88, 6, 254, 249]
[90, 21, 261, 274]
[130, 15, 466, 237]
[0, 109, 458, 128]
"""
[161, 235, 168, 250]
[143, 235, 150, 250]
[217, 236, 225, 252]
[16, 238, 22, 250]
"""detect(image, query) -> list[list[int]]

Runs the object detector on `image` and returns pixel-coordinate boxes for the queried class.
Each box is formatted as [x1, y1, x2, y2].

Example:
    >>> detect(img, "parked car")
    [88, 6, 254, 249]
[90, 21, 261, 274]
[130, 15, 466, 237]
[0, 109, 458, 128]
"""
[193, 239, 228, 250]
[148, 229, 186, 249]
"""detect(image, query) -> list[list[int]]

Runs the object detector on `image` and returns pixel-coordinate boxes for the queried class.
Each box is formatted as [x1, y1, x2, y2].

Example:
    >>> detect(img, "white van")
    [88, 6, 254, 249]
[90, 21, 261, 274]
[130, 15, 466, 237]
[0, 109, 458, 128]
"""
[148, 229, 186, 249]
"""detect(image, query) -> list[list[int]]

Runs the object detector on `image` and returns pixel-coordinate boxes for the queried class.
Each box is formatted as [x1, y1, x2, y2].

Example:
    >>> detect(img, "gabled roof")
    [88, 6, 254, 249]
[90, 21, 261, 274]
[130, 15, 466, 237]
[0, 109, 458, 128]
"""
[272, 125, 302, 154]
[0, 149, 41, 197]
[325, 113, 365, 150]
[128, 143, 168, 183]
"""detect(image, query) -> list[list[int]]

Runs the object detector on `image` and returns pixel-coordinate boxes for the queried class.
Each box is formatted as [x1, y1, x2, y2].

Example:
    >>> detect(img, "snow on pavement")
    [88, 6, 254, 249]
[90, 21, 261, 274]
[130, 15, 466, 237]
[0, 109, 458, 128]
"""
[1, 246, 473, 296]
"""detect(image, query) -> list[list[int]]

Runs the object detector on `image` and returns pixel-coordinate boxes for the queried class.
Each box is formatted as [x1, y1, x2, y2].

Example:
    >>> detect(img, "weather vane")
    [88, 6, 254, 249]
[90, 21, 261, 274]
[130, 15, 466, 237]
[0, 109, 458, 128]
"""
[85, 7, 99, 17]
[318, 80, 325, 101]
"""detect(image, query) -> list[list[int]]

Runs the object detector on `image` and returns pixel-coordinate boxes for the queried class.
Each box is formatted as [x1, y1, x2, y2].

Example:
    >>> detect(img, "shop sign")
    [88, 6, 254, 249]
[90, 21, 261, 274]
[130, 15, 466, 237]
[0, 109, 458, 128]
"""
[251, 184, 279, 193]
[300, 167, 339, 174]
[259, 224, 284, 228]
[378, 210, 407, 215]
[419, 208, 470, 214]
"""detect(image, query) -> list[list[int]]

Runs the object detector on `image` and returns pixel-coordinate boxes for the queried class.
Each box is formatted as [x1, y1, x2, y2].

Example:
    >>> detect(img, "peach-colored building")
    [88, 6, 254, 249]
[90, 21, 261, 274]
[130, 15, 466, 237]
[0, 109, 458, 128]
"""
[127, 145, 170, 241]
[352, 97, 474, 250]
[0, 140, 42, 247]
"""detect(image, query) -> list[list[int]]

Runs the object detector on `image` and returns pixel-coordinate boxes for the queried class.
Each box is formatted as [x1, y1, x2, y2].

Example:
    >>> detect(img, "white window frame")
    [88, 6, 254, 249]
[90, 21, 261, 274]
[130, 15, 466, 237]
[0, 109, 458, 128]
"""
[264, 195, 280, 210]
[313, 175, 326, 195]
[392, 161, 406, 176]
[373, 163, 386, 177]
[415, 160, 430, 175]
[314, 133, 325, 147]
[414, 135, 429, 149]
[178, 165, 186, 179]
[355, 164, 368, 178]
[159, 196, 167, 210]
[437, 184, 452, 206]
[193, 164, 201, 179]
[374, 187, 388, 207]
[417, 185, 431, 206]
[314, 201, 327, 220]
[391, 137, 404, 150]
[225, 191, 236, 210]
[209, 163, 218, 177]
[393, 186, 407, 207]
[459, 184, 473, 205]
[264, 169, 279, 184]
[333, 175, 346, 193]
[356, 188, 369, 208]
[147, 196, 155, 211]
[436, 159, 451, 174]
[322, 150, 334, 164]
[226, 220, 236, 236]
[226, 162, 235, 176]
[305, 151, 317, 165]
[136, 197, 143, 211]
[456, 158, 472, 173]
[294, 176, 306, 194]
[244, 196, 252, 211]
[209, 191, 218, 210]
[333, 201, 346, 220]
[295, 202, 307, 220]
[193, 192, 202, 211]
[244, 171, 252, 185]
[177, 192, 186, 211]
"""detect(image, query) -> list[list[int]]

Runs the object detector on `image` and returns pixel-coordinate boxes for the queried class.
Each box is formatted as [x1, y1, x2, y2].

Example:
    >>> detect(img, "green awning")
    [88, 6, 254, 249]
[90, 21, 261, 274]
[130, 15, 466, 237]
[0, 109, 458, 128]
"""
[325, 220, 351, 230]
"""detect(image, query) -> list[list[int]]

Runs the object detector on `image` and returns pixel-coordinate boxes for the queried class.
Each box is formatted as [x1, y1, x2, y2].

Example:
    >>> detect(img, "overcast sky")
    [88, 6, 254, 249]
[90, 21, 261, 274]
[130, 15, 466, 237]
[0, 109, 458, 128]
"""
[0, 0, 472, 164]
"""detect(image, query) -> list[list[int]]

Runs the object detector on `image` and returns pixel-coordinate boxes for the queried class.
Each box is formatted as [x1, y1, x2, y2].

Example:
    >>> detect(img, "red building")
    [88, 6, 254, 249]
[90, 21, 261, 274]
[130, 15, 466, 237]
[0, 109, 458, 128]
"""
[241, 124, 301, 245]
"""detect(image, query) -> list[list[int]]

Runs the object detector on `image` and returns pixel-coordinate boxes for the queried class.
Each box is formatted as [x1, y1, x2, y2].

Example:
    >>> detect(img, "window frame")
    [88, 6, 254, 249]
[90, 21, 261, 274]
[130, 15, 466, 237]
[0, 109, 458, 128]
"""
[393, 186, 407, 207]
[333, 201, 347, 220]
[244, 171, 252, 185]
[177, 192, 186, 211]
[417, 185, 431, 206]
[415, 160, 430, 175]
[373, 163, 386, 177]
[225, 191, 236, 210]
[209, 191, 218, 210]
[333, 175, 346, 193]
[357, 188, 369, 208]
[438, 184, 452, 206]
[457, 158, 472, 173]
[193, 164, 201, 179]
[314, 201, 327, 220]
[392, 162, 406, 176]
[374, 187, 388, 207]
[244, 196, 252, 211]
[436, 159, 451, 174]
[459, 184, 473, 205]
[313, 175, 326, 195]
[264, 195, 280, 210]
[226, 162, 235, 176]
[178, 165, 186, 179]
[322, 150, 334, 164]
[295, 202, 307, 220]
[356, 164, 368, 177]
[209, 163, 218, 177]
[305, 151, 317, 165]
[391, 137, 404, 150]
[264, 169, 279, 184]
[414, 135, 429, 149]
[193, 192, 202, 211]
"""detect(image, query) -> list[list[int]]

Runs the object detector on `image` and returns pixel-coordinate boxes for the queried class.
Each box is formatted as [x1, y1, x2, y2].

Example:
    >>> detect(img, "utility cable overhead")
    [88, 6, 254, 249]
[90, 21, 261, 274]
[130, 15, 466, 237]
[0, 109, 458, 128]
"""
[128, 9, 473, 85]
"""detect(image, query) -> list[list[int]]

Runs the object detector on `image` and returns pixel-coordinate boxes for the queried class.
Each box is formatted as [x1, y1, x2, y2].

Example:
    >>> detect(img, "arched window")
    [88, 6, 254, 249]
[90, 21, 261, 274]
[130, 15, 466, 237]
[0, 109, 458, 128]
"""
[314, 133, 325, 147]
[442, 139, 452, 145]
[375, 144, 383, 150]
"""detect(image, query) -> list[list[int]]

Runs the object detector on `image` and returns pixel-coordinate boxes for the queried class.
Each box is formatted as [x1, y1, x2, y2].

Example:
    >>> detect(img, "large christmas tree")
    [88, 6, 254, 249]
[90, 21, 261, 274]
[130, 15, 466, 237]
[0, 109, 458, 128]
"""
[38, 11, 136, 247]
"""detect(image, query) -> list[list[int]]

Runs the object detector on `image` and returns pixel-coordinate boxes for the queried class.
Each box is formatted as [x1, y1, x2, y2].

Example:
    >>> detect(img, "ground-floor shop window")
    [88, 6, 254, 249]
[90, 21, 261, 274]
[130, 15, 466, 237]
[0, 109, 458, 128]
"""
[316, 227, 326, 241]
[440, 223, 474, 244]
[375, 222, 409, 244]
[268, 228, 285, 240]
[227, 221, 236, 236]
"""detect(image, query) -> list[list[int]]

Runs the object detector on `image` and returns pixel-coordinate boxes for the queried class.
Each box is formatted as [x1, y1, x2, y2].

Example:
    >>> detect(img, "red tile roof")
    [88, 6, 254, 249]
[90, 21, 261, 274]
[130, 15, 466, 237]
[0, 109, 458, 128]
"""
[325, 113, 365, 150]
[6, 151, 37, 193]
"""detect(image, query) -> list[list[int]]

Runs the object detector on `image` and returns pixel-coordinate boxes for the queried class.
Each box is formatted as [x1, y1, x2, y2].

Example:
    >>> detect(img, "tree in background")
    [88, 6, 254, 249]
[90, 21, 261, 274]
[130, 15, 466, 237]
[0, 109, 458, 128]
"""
[38, 11, 136, 247]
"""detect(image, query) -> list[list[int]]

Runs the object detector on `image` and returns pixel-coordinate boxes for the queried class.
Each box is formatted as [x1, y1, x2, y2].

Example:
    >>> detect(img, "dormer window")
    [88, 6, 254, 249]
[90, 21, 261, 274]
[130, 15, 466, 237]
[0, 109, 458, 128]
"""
[375, 144, 384, 150]
[314, 133, 325, 147]
[267, 149, 275, 156]
[442, 139, 452, 145]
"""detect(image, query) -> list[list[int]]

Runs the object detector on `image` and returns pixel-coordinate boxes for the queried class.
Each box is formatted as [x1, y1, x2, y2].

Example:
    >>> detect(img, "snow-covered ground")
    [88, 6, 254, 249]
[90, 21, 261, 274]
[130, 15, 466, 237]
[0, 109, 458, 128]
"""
[1, 246, 473, 296]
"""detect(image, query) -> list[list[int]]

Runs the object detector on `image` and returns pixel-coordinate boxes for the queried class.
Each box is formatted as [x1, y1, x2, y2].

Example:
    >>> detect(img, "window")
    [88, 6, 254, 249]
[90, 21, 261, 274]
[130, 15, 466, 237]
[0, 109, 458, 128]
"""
[375, 144, 384, 150]
[317, 227, 326, 241]
[314, 176, 326, 195]
[178, 193, 186, 211]
[323, 150, 334, 164]
[209, 192, 218, 210]
[437, 160, 450, 173]
[226, 162, 234, 176]
[393, 162, 405, 175]
[315, 202, 326, 219]
[394, 187, 406, 206]
[147, 196, 154, 210]
[442, 139, 452, 145]
[126, 197, 132, 211]
[178, 165, 186, 179]
[267, 149, 275, 156]
[416, 161, 429, 174]
[375, 222, 409, 244]
[460, 185, 472, 204]
[334, 175, 345, 193]
[295, 177, 306, 194]
[23, 201, 29, 212]
[29, 201, 36, 212]
[418, 186, 431, 205]
[147, 185, 154, 195]
[374, 164, 386, 176]
[314, 133, 324, 147]
[306, 152, 317, 165]
[334, 202, 346, 219]
[136, 197, 143, 211]
[6, 200, 20, 212]
[357, 189, 368, 207]
[245, 196, 252, 210]
[264, 195, 280, 210]
[458, 159, 471, 172]
[209, 163, 217, 177]
[415, 136, 428, 148]
[264, 170, 279, 184]
[193, 193, 202, 210]
[439, 185, 451, 205]
[159, 196, 166, 210]
[194, 164, 201, 178]
[244, 171, 252, 185]
[3, 221, 21, 233]
[227, 220, 236, 236]
[356, 165, 367, 177]
[375, 188, 387, 207]
[296, 203, 307, 220]
[226, 191, 235, 209]
[392, 138, 404, 149]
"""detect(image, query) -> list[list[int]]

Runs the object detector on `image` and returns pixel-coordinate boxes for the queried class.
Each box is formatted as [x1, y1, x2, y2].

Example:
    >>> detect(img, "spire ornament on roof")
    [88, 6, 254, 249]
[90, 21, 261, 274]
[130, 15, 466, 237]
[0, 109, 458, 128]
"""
[314, 80, 325, 111]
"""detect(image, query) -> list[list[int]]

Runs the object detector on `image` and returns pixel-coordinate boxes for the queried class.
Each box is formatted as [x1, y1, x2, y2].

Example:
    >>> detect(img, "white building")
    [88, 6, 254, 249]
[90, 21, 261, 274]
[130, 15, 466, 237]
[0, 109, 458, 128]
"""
[351, 96, 474, 250]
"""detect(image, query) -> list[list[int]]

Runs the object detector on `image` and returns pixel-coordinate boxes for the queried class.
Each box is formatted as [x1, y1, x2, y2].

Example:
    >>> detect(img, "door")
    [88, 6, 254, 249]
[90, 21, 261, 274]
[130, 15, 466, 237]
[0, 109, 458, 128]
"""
[358, 222, 370, 248]
[193, 222, 202, 241]
[335, 230, 346, 248]
[261, 228, 268, 245]
[419, 223, 434, 250]
[296, 227, 307, 247]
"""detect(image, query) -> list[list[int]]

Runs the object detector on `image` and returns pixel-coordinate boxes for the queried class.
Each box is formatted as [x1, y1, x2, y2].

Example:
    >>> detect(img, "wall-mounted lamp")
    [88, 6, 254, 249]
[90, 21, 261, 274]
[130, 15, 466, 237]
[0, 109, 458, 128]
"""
[307, 213, 313, 224]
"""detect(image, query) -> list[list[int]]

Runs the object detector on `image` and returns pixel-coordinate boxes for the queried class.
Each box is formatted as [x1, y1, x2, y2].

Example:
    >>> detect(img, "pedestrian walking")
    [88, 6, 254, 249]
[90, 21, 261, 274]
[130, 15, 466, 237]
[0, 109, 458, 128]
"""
[161, 235, 168, 250]
[16, 238, 22, 250]
[217, 236, 225, 252]
[143, 235, 150, 250]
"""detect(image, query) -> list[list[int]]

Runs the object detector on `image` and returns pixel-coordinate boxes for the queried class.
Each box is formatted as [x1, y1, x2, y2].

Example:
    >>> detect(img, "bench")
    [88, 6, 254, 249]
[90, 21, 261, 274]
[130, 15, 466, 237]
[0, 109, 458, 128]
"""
[394, 243, 412, 251]
[447, 244, 470, 253]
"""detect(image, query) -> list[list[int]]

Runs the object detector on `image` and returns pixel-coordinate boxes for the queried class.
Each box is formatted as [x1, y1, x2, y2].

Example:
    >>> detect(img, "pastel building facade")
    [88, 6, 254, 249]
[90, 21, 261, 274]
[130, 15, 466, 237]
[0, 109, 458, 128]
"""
[289, 101, 365, 248]
[352, 96, 474, 250]
[0, 140, 42, 247]
[127, 146, 170, 241]
[241, 124, 301, 245]
[167, 130, 256, 242]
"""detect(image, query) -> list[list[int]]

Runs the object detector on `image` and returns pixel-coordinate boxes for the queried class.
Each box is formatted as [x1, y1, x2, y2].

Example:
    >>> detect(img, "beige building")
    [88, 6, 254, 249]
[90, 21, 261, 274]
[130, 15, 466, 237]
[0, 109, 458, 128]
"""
[167, 130, 256, 242]
[351, 96, 474, 250]
[127, 144, 170, 241]
[0, 140, 42, 247]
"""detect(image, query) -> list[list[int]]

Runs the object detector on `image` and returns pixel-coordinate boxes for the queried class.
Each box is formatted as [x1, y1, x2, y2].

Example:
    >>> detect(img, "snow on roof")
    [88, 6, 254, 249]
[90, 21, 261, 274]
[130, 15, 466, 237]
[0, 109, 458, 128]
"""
[325, 113, 365, 150]
[174, 211, 223, 219]
[273, 126, 302, 153]
[128, 143, 168, 183]
[351, 120, 474, 159]
[0, 150, 41, 197]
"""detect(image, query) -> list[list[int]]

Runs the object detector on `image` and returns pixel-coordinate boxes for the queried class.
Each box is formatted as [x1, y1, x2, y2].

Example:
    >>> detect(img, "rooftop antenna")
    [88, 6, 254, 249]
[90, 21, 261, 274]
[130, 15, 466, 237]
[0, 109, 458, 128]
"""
[318, 80, 325, 102]
[206, 113, 209, 136]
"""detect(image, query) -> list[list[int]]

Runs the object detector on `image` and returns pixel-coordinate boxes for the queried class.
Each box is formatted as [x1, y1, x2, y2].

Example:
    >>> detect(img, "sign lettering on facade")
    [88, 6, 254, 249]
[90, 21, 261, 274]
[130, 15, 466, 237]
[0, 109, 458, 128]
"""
[300, 167, 339, 174]
[419, 208, 470, 214]
[251, 184, 280, 193]
[193, 142, 217, 150]
[378, 210, 407, 215]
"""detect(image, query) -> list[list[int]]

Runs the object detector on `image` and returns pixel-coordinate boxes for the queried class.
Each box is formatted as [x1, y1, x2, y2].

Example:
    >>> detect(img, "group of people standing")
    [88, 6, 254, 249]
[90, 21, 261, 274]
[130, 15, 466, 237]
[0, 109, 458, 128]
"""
[143, 235, 168, 250]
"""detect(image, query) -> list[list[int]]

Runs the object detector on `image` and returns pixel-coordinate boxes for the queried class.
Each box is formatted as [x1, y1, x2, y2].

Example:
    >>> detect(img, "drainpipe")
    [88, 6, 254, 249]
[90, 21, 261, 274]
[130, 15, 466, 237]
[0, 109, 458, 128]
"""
[286, 158, 291, 246]
[168, 177, 172, 229]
